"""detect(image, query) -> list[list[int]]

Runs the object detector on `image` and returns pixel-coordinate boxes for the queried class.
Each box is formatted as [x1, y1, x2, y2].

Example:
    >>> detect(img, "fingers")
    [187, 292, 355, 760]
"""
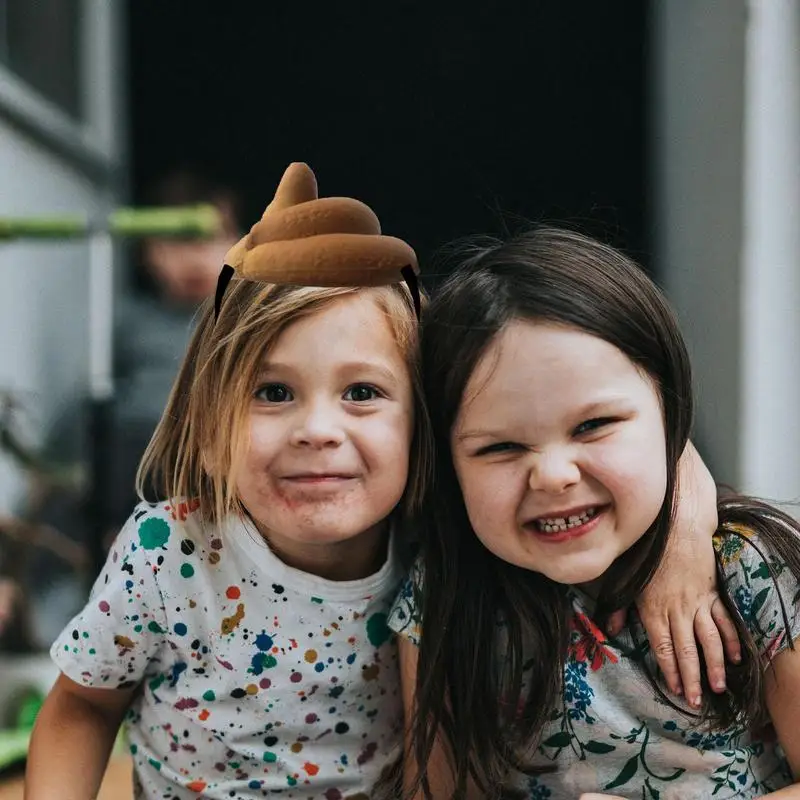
[668, 614, 706, 708]
[710, 595, 742, 665]
[650, 632, 685, 700]
[693, 607, 727, 693]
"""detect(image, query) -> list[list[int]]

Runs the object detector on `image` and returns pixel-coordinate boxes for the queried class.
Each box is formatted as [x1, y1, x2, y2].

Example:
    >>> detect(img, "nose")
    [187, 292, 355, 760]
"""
[290, 401, 346, 449]
[528, 448, 581, 494]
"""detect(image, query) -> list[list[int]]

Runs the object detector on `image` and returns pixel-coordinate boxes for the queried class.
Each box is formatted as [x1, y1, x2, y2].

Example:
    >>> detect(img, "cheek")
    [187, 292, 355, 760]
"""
[590, 427, 668, 510]
[244, 419, 285, 467]
[455, 459, 521, 538]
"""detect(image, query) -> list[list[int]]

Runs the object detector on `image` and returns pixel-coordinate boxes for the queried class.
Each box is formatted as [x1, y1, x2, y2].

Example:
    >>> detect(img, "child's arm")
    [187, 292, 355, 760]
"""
[25, 673, 135, 800]
[398, 637, 481, 800]
[612, 441, 741, 708]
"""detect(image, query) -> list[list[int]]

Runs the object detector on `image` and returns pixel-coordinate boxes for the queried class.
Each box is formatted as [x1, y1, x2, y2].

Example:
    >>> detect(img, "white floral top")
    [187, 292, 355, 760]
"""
[388, 525, 798, 798]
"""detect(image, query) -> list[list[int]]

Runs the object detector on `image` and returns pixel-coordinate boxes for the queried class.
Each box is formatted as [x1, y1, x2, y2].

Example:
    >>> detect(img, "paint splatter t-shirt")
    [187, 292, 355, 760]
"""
[52, 501, 404, 799]
[389, 525, 798, 798]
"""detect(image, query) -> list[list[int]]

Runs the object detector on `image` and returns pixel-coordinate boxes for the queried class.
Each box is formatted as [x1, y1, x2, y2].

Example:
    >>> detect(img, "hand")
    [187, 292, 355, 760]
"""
[607, 442, 741, 707]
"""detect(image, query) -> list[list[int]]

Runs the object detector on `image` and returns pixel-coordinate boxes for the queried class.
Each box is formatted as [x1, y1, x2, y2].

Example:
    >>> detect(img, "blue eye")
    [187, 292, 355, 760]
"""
[255, 383, 293, 403]
[573, 418, 614, 436]
[344, 384, 381, 402]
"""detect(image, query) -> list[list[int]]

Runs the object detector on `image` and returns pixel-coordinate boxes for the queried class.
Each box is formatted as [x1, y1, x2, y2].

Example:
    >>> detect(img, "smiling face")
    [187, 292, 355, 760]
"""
[234, 292, 415, 574]
[451, 319, 669, 588]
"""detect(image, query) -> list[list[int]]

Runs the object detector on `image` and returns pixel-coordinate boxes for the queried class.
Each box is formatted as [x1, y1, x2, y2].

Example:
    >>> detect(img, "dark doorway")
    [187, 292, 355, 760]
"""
[127, 4, 649, 277]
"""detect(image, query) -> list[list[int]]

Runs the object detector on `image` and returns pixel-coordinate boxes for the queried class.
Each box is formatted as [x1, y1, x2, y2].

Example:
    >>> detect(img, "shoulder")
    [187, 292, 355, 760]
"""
[112, 499, 211, 571]
[713, 522, 800, 657]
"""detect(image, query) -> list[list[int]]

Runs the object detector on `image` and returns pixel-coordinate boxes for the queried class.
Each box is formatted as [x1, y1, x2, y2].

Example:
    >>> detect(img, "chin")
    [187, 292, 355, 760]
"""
[541, 559, 612, 587]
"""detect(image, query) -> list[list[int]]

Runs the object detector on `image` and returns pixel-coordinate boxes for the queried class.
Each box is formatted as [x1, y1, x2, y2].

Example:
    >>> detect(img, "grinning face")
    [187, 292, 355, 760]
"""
[450, 320, 668, 588]
[235, 292, 415, 580]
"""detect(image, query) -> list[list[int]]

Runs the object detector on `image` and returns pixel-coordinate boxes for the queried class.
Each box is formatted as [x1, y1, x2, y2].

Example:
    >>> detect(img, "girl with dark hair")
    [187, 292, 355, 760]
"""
[391, 227, 800, 798]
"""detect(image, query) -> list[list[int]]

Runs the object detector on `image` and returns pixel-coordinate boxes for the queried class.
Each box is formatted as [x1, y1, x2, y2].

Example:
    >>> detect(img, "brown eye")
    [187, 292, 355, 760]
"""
[255, 383, 293, 403]
[344, 384, 380, 402]
[475, 442, 522, 456]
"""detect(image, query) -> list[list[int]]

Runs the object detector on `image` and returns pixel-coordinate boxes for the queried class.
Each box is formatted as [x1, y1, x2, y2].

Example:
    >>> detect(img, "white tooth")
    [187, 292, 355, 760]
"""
[568, 516, 580, 524]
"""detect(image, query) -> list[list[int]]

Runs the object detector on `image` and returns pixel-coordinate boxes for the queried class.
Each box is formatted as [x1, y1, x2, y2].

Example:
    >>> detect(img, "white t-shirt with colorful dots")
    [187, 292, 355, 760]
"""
[51, 501, 404, 799]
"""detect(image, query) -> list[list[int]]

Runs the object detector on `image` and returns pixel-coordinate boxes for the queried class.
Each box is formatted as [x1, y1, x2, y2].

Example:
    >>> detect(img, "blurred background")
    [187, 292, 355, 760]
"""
[0, 0, 797, 659]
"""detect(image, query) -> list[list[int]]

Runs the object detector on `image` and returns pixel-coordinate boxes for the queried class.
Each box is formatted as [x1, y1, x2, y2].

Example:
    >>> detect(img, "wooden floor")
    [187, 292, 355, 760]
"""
[0, 756, 133, 799]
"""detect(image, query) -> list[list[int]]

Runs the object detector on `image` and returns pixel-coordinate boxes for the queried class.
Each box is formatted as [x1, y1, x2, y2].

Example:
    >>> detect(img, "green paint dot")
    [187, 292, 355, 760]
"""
[138, 517, 171, 550]
[264, 751, 277, 763]
[310, 596, 323, 604]
[148, 621, 165, 634]
[63, 644, 69, 652]
[180, 563, 195, 578]
[130, 744, 138, 755]
[82, 631, 89, 638]
[89, 648, 96, 655]
[264, 655, 278, 669]
[203, 690, 215, 702]
[134, 624, 143, 633]
[148, 758, 162, 771]
[149, 674, 165, 692]
[287, 776, 297, 786]
[366, 612, 390, 647]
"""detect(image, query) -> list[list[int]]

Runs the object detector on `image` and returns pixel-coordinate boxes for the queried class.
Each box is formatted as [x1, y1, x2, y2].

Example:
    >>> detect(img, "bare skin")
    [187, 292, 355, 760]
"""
[24, 674, 135, 800]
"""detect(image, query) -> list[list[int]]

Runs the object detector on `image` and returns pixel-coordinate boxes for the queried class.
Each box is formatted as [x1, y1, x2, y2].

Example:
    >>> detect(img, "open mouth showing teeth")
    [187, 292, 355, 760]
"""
[534, 507, 599, 533]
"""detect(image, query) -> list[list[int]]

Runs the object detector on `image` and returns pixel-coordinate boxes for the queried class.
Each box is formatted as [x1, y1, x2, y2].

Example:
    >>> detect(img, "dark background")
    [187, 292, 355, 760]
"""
[127, 4, 650, 278]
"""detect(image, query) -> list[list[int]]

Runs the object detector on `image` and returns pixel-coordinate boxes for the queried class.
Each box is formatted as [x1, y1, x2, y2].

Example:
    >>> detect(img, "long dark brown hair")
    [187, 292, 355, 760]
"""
[410, 227, 800, 798]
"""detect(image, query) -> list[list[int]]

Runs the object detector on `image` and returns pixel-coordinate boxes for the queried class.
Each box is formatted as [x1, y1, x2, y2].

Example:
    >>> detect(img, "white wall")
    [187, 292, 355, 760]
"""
[0, 125, 102, 507]
[653, 0, 800, 504]
[0, 0, 124, 510]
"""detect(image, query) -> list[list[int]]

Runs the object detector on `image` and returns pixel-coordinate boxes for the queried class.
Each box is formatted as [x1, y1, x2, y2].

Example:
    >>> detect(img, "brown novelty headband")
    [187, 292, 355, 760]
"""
[215, 162, 420, 318]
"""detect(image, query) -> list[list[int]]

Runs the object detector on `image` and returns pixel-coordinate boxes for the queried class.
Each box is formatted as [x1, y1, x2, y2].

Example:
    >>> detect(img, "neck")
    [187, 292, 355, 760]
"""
[254, 520, 390, 582]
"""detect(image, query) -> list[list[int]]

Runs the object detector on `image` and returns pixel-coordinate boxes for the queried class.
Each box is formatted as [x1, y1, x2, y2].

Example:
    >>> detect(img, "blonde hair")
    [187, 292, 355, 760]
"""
[137, 279, 430, 527]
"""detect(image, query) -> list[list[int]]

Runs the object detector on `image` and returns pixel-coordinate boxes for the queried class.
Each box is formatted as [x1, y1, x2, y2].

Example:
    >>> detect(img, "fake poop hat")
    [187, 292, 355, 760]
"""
[215, 162, 420, 318]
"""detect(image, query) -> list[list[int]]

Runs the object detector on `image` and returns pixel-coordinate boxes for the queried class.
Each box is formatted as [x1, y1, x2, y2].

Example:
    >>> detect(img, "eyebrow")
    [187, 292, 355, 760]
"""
[455, 396, 634, 441]
[258, 360, 401, 384]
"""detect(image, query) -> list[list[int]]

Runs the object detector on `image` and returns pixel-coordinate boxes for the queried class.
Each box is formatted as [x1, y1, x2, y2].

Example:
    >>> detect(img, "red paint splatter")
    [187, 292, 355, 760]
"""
[226, 585, 241, 600]
[290, 672, 302, 683]
[99, 600, 110, 613]
[174, 697, 199, 710]
[198, 709, 210, 721]
[302, 762, 320, 776]
[216, 656, 234, 670]
[324, 789, 343, 800]
[186, 779, 207, 792]
[168, 498, 201, 522]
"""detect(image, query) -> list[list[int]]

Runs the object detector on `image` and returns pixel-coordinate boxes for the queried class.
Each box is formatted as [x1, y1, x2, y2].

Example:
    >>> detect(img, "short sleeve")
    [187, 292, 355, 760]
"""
[387, 559, 423, 646]
[714, 524, 800, 660]
[51, 506, 170, 689]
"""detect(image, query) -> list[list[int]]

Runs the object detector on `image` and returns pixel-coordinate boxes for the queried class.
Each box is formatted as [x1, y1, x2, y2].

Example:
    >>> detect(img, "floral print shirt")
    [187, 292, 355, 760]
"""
[52, 501, 404, 799]
[388, 525, 799, 798]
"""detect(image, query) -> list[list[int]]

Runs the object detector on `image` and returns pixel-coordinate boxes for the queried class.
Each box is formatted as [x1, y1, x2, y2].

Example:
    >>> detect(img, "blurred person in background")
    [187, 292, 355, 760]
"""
[16, 167, 243, 650]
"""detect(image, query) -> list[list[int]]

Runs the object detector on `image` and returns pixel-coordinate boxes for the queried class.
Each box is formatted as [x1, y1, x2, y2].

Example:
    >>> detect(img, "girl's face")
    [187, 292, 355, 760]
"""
[236, 292, 414, 574]
[450, 320, 668, 588]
